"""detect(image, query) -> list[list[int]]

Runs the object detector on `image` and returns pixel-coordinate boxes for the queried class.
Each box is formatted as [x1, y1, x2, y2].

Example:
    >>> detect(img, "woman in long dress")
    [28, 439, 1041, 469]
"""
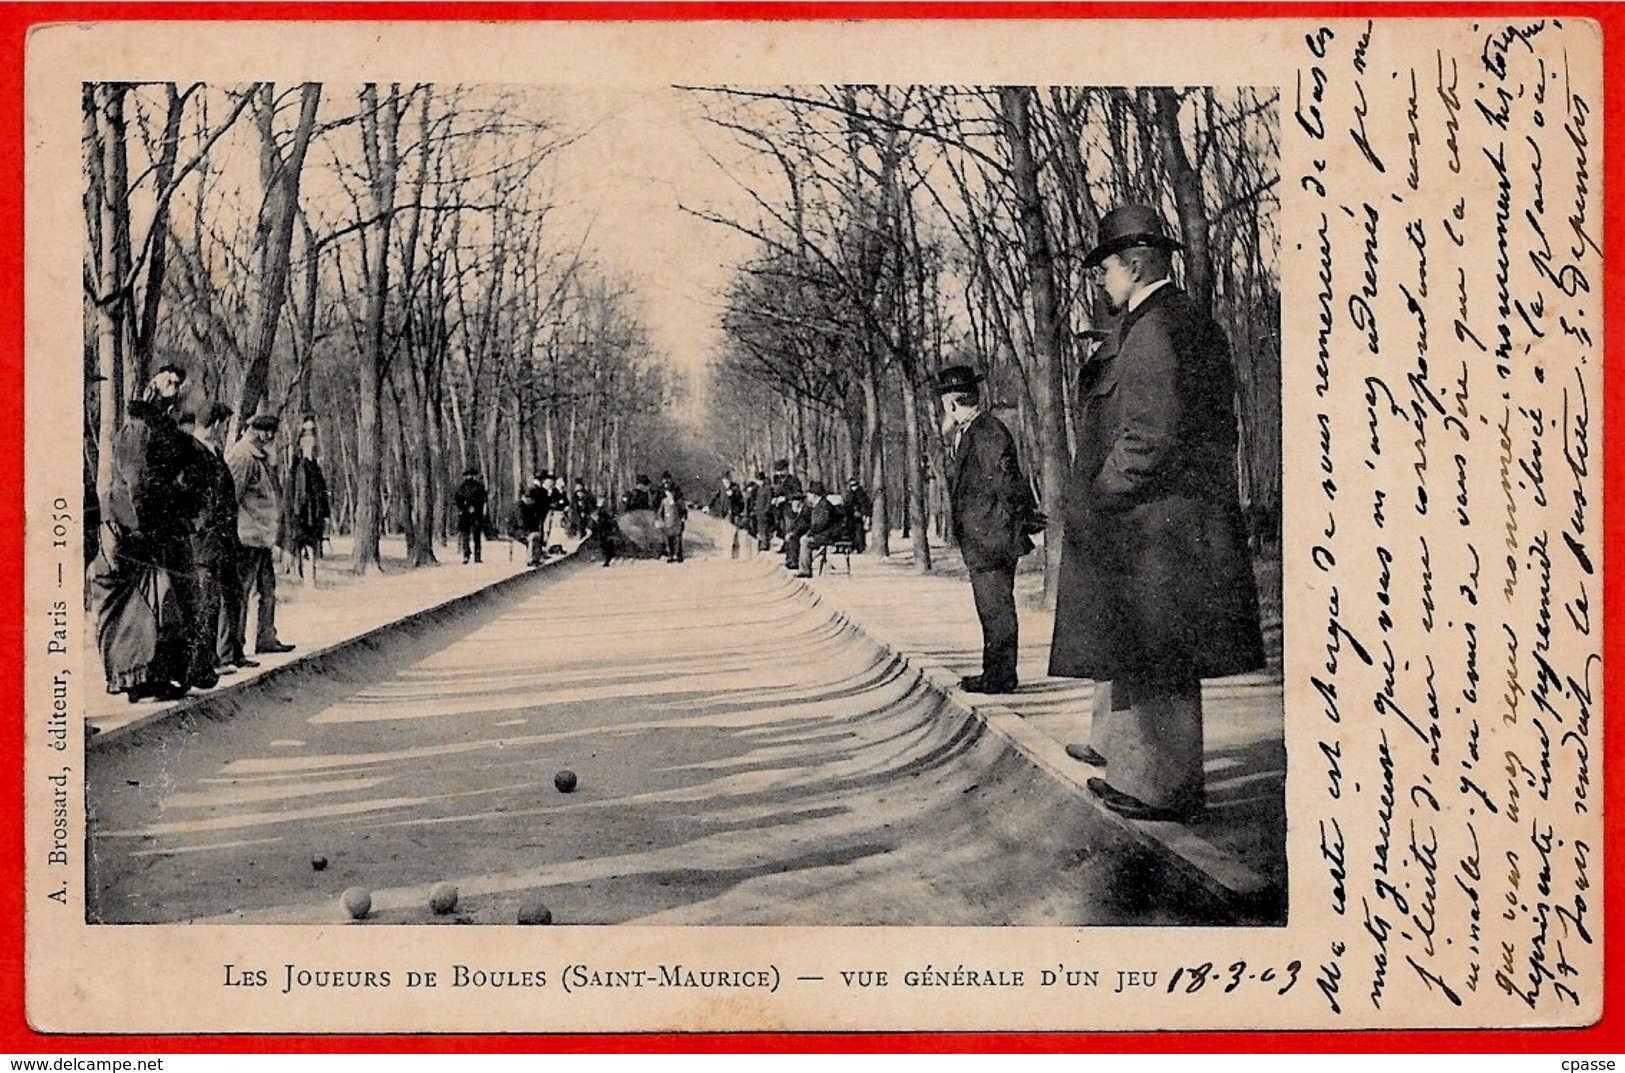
[90, 366, 198, 703]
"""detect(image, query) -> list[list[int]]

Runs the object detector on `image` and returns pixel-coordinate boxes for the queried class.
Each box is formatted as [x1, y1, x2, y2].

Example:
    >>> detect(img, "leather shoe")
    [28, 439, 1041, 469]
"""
[234, 658, 261, 669]
[1086, 777, 1200, 822]
[256, 642, 296, 655]
[1065, 743, 1108, 766]
[960, 674, 1018, 694]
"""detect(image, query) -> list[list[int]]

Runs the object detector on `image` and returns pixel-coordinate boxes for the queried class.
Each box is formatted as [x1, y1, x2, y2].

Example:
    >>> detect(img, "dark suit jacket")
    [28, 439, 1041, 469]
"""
[949, 410, 1034, 573]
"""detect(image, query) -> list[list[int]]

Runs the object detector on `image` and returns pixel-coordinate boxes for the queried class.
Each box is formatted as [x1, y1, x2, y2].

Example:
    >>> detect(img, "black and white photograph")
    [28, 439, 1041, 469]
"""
[28, 16, 1602, 1035]
[79, 76, 1285, 929]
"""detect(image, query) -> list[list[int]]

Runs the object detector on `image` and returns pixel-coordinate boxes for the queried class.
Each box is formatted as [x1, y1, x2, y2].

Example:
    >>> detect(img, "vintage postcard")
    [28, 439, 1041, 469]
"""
[23, 15, 1604, 1035]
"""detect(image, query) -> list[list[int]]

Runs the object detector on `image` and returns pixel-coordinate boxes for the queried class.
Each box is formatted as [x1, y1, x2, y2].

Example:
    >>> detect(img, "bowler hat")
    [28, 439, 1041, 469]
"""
[1080, 204, 1183, 269]
[247, 413, 280, 432]
[933, 364, 984, 395]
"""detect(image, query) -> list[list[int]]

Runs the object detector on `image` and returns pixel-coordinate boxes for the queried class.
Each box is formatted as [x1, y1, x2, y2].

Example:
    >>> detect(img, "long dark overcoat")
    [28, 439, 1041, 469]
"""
[1048, 286, 1265, 684]
[950, 411, 1034, 573]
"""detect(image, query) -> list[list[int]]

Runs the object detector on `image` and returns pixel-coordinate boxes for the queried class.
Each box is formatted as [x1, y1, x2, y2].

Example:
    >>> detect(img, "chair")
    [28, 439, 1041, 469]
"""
[815, 540, 854, 576]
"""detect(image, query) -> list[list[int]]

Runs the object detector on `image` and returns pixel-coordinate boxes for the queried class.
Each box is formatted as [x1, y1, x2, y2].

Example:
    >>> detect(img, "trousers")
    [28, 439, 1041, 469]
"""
[235, 544, 281, 652]
[1087, 678, 1204, 811]
[968, 564, 1018, 686]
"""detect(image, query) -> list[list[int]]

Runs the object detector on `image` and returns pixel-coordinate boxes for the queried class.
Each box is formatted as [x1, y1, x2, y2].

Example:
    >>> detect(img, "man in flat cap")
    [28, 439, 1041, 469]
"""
[1048, 204, 1264, 822]
[227, 412, 295, 658]
[937, 365, 1035, 694]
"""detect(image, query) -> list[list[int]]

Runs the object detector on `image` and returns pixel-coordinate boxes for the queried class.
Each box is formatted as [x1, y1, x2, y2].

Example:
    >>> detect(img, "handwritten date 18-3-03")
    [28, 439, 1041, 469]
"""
[1165, 961, 1303, 996]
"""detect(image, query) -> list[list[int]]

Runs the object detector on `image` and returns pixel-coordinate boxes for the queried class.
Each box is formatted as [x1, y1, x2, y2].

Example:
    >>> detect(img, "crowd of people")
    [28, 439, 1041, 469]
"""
[449, 467, 684, 570]
[91, 368, 316, 704]
[705, 463, 871, 578]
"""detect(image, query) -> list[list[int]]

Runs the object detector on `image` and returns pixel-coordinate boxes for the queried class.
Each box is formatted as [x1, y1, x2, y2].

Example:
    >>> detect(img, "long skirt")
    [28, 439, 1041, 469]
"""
[90, 529, 191, 694]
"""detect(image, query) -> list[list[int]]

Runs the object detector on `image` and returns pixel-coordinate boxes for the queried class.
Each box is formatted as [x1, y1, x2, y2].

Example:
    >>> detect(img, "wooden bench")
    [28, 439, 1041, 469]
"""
[814, 540, 854, 576]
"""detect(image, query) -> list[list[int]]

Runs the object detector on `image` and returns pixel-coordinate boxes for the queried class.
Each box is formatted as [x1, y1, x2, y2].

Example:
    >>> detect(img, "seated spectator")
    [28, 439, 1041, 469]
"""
[793, 482, 845, 578]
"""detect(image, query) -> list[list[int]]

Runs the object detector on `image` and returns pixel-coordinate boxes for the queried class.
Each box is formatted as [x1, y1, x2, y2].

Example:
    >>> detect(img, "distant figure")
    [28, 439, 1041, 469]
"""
[741, 475, 762, 538]
[843, 477, 873, 552]
[710, 474, 744, 525]
[791, 482, 844, 578]
[589, 501, 619, 566]
[770, 459, 803, 541]
[453, 466, 488, 564]
[547, 474, 569, 540]
[656, 474, 687, 563]
[936, 364, 1033, 696]
[780, 496, 807, 571]
[229, 412, 295, 657]
[568, 477, 595, 537]
[91, 364, 197, 702]
[628, 473, 654, 512]
[511, 479, 546, 566]
[752, 470, 775, 550]
[286, 421, 330, 576]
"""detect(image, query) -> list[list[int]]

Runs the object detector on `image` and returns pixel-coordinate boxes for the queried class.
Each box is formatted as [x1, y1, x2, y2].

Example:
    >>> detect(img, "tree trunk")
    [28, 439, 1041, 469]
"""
[1153, 87, 1213, 312]
[234, 83, 321, 424]
[132, 83, 185, 371]
[89, 84, 134, 515]
[350, 84, 400, 574]
[998, 86, 1067, 607]
[901, 371, 930, 572]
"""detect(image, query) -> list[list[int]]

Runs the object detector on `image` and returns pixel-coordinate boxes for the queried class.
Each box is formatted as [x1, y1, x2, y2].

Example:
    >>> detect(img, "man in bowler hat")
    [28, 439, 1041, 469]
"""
[1048, 204, 1265, 822]
[937, 364, 1034, 694]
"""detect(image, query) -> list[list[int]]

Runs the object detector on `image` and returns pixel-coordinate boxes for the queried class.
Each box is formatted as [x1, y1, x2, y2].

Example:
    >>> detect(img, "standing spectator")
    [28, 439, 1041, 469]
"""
[186, 403, 251, 675]
[709, 473, 742, 524]
[453, 466, 488, 564]
[781, 495, 807, 571]
[843, 477, 872, 552]
[568, 477, 594, 537]
[286, 420, 330, 578]
[770, 459, 803, 541]
[751, 471, 774, 550]
[741, 475, 762, 539]
[937, 364, 1034, 695]
[547, 475, 569, 544]
[1049, 204, 1264, 822]
[537, 473, 557, 548]
[791, 482, 844, 578]
[656, 474, 687, 562]
[589, 501, 620, 567]
[91, 364, 197, 701]
[511, 478, 546, 566]
[179, 404, 239, 687]
[228, 413, 295, 657]
[628, 473, 655, 512]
